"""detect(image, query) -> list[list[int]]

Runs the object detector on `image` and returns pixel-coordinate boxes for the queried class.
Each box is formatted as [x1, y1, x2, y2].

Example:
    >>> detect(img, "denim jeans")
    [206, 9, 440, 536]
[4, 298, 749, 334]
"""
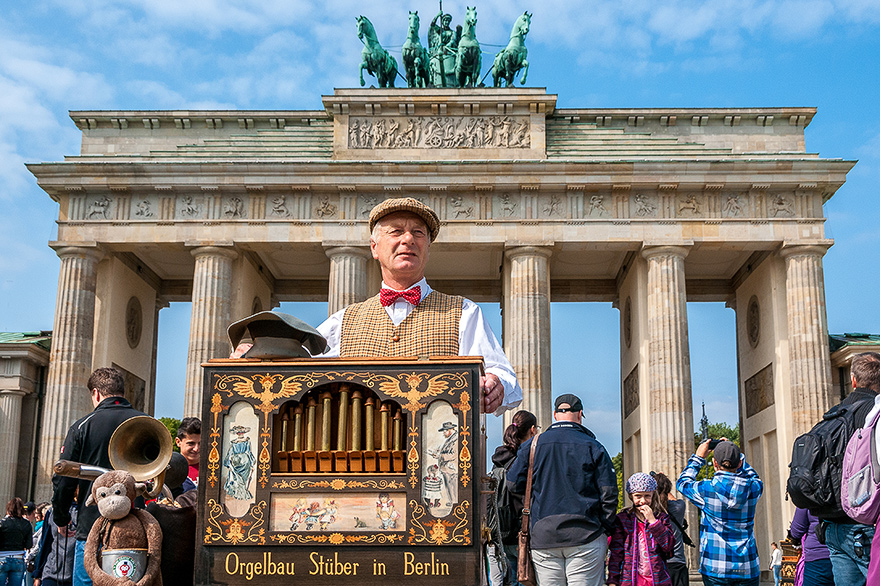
[700, 575, 759, 586]
[824, 521, 873, 586]
[73, 541, 92, 586]
[772, 564, 781, 586]
[802, 558, 834, 586]
[0, 556, 25, 586]
[531, 538, 607, 586]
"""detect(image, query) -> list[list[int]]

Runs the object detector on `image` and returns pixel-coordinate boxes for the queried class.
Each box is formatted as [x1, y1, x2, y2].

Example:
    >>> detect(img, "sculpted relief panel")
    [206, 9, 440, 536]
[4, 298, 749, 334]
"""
[63, 190, 820, 224]
[348, 116, 531, 149]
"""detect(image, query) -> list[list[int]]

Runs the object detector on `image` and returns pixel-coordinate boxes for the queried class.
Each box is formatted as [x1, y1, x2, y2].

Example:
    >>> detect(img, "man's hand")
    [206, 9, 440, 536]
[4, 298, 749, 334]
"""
[480, 373, 504, 414]
[696, 439, 712, 459]
[57, 523, 74, 538]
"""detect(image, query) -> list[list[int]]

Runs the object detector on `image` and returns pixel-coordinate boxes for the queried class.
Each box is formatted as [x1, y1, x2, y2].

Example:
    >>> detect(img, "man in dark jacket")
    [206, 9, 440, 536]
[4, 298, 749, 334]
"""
[822, 352, 880, 586]
[51, 367, 145, 586]
[507, 394, 618, 586]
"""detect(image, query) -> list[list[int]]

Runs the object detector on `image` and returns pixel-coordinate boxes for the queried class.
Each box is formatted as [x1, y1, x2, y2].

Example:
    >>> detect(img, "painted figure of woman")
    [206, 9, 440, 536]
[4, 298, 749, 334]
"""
[223, 425, 256, 500]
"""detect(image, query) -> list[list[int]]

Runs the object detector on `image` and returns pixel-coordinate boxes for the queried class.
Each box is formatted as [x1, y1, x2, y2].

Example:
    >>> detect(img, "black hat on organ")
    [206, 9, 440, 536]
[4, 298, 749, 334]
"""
[227, 311, 329, 359]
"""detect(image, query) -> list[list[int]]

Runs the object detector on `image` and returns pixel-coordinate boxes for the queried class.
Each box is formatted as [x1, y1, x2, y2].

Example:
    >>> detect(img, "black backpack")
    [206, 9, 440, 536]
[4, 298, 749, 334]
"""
[487, 463, 519, 545]
[787, 401, 868, 518]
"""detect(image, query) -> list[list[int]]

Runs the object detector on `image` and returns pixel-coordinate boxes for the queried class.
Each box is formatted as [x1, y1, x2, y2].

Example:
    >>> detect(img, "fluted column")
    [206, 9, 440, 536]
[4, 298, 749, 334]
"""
[35, 246, 102, 499]
[642, 245, 694, 477]
[184, 246, 238, 417]
[0, 391, 25, 503]
[325, 246, 371, 315]
[780, 244, 833, 435]
[503, 247, 552, 428]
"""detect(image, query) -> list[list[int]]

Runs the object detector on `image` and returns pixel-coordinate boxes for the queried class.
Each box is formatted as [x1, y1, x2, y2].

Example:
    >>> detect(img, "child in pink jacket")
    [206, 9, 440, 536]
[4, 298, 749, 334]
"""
[607, 472, 675, 586]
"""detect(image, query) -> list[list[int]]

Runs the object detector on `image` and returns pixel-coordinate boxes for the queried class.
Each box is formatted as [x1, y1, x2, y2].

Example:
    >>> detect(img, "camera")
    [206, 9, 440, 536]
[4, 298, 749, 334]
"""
[708, 439, 722, 450]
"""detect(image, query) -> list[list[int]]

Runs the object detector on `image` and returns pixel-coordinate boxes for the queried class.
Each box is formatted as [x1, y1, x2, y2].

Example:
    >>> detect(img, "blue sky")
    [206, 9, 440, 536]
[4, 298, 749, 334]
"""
[2, 0, 879, 457]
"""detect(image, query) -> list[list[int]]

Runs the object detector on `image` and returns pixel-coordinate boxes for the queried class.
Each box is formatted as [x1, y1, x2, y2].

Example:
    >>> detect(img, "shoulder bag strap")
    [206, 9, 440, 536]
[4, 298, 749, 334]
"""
[521, 432, 541, 536]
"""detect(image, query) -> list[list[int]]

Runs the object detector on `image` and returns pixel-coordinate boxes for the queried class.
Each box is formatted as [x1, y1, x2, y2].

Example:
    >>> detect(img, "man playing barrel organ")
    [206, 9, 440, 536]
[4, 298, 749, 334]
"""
[316, 197, 522, 415]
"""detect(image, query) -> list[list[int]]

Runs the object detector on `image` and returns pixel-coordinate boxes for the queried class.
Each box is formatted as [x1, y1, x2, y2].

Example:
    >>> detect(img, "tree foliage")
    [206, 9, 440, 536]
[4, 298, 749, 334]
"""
[611, 452, 625, 511]
[159, 417, 182, 452]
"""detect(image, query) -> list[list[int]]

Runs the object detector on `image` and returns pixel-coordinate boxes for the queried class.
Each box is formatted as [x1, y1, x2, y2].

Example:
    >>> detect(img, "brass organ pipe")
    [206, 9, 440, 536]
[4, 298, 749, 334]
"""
[393, 410, 403, 451]
[321, 391, 333, 452]
[351, 390, 363, 451]
[293, 405, 303, 452]
[280, 408, 289, 452]
[337, 384, 350, 451]
[365, 397, 375, 451]
[380, 402, 390, 451]
[306, 397, 317, 452]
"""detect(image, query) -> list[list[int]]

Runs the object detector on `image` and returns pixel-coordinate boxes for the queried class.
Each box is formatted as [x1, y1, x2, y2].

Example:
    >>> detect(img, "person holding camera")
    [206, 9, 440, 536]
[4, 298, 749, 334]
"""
[677, 439, 763, 586]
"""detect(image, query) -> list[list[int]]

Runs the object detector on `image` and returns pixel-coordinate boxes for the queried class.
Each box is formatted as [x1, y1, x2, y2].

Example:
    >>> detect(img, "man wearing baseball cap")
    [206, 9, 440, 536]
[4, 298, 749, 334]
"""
[677, 439, 764, 586]
[315, 197, 522, 415]
[506, 393, 618, 585]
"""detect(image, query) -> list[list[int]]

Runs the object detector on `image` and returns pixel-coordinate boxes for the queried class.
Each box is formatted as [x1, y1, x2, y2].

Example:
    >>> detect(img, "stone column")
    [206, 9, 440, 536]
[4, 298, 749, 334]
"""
[780, 244, 834, 435]
[642, 245, 694, 476]
[147, 298, 168, 415]
[184, 246, 238, 417]
[503, 247, 552, 428]
[35, 246, 102, 499]
[0, 390, 25, 503]
[325, 246, 371, 315]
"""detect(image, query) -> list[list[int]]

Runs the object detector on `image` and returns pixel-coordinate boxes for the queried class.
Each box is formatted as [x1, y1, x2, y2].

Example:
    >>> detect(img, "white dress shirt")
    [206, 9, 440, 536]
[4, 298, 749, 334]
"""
[316, 277, 523, 415]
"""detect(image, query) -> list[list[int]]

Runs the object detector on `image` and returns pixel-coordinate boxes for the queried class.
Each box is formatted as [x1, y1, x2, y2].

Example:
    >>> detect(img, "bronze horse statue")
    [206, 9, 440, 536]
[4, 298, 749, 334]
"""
[455, 6, 481, 88]
[493, 12, 531, 87]
[357, 15, 397, 88]
[402, 11, 430, 88]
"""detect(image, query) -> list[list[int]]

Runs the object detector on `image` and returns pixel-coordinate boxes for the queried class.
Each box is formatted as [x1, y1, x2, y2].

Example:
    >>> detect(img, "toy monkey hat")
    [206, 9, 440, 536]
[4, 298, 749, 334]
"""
[369, 197, 440, 241]
[228, 311, 329, 358]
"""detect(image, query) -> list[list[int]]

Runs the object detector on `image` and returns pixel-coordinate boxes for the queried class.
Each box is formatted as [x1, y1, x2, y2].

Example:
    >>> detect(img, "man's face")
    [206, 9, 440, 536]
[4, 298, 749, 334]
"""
[176, 433, 201, 466]
[370, 212, 431, 288]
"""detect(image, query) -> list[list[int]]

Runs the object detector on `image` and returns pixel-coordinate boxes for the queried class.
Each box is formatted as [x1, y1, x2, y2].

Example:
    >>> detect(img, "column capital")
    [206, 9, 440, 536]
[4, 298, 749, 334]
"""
[504, 245, 553, 260]
[0, 390, 26, 398]
[51, 244, 104, 263]
[188, 245, 238, 261]
[641, 244, 691, 261]
[779, 241, 832, 260]
[324, 245, 371, 260]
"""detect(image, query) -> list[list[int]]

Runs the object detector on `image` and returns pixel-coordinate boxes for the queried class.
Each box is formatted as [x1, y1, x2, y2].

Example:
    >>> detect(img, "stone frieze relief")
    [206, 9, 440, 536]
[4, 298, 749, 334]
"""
[348, 115, 531, 149]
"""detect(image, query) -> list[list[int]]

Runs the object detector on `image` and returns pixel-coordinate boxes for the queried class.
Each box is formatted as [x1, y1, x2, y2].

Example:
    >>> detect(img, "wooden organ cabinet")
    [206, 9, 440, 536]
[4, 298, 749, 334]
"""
[195, 357, 487, 586]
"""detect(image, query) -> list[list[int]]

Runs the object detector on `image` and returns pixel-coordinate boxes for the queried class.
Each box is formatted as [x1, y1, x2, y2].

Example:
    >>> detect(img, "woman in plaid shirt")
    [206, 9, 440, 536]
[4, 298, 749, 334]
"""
[676, 440, 763, 586]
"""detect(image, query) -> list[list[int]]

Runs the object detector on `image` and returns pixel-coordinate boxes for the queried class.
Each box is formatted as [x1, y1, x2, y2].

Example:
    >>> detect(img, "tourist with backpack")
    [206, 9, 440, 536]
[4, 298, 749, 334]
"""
[486, 410, 537, 586]
[788, 352, 879, 585]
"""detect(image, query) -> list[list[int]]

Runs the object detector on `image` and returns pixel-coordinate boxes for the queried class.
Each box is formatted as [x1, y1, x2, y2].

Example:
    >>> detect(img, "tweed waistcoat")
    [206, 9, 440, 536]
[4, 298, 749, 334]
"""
[340, 291, 463, 357]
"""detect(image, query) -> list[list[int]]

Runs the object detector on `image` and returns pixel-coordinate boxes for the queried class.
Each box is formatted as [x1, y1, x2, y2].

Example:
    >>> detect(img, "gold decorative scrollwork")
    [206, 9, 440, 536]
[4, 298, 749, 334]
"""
[207, 393, 228, 488]
[364, 372, 470, 412]
[203, 499, 266, 545]
[271, 478, 404, 490]
[459, 423, 471, 487]
[270, 533, 403, 545]
[408, 425, 420, 488]
[408, 500, 470, 545]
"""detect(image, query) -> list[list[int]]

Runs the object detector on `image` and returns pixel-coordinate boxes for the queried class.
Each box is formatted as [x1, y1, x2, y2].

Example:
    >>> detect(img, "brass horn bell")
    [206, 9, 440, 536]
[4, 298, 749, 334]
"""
[109, 416, 173, 484]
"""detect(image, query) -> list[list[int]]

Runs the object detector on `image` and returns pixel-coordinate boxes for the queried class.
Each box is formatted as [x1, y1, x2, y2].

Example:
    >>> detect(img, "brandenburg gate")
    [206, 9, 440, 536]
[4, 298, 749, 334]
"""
[27, 88, 852, 556]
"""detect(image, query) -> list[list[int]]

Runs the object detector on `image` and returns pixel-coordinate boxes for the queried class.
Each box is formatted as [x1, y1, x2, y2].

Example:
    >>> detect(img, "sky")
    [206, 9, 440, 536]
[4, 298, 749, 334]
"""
[2, 0, 879, 458]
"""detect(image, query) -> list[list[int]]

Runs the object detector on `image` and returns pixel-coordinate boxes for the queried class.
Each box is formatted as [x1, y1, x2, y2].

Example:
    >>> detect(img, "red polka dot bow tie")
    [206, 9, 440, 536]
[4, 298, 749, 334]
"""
[380, 286, 422, 307]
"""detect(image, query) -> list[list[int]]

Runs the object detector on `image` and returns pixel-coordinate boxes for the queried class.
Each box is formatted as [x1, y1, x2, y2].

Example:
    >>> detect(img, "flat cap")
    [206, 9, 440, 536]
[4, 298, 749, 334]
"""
[227, 311, 329, 358]
[369, 197, 440, 241]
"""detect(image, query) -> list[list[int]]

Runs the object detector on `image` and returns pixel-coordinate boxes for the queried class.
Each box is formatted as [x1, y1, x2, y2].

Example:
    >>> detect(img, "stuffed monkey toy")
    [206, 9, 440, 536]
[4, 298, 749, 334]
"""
[84, 470, 163, 586]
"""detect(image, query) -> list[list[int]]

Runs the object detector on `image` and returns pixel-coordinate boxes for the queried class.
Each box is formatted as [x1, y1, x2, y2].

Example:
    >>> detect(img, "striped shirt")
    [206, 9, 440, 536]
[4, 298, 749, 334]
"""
[677, 454, 764, 579]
